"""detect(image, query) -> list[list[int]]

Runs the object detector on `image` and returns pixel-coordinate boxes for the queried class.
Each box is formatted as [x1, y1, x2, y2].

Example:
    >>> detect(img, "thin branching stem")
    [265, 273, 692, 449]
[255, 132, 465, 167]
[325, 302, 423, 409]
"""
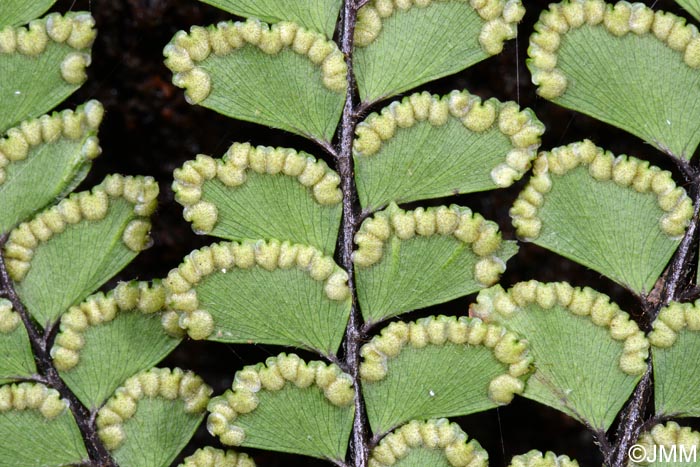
[352, 101, 373, 119]
[608, 367, 653, 467]
[0, 233, 116, 467]
[336, 1, 371, 467]
[314, 137, 339, 158]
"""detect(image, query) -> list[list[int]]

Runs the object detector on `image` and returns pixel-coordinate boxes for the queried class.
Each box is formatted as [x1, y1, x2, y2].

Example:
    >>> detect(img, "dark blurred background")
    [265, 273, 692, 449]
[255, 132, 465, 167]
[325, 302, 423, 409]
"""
[46, 0, 695, 465]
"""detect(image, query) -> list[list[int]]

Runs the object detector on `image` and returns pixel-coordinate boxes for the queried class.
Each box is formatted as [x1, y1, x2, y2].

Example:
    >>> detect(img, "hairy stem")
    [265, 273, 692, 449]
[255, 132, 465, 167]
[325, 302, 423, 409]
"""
[608, 368, 653, 467]
[0, 233, 116, 467]
[336, 2, 370, 467]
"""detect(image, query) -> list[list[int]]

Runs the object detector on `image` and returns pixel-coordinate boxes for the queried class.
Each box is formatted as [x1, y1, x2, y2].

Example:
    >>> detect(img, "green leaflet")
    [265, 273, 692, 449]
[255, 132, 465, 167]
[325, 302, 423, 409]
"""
[52, 282, 182, 409]
[0, 0, 56, 28]
[354, 0, 524, 103]
[676, 0, 700, 22]
[375, 448, 458, 467]
[0, 12, 96, 134]
[368, 419, 488, 467]
[649, 300, 700, 418]
[164, 240, 351, 356]
[355, 203, 517, 325]
[5, 175, 158, 326]
[0, 101, 103, 233]
[173, 144, 342, 256]
[528, 1, 700, 159]
[0, 299, 35, 384]
[164, 19, 346, 142]
[206, 354, 354, 461]
[97, 368, 212, 467]
[197, 0, 342, 38]
[472, 283, 648, 430]
[632, 422, 700, 467]
[179, 447, 256, 467]
[360, 316, 531, 435]
[507, 451, 579, 467]
[353, 91, 543, 211]
[0, 383, 88, 466]
[511, 141, 693, 295]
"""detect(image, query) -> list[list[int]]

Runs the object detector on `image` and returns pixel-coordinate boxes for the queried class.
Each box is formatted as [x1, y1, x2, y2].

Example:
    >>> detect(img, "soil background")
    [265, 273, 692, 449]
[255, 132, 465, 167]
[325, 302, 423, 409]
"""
[45, 0, 697, 465]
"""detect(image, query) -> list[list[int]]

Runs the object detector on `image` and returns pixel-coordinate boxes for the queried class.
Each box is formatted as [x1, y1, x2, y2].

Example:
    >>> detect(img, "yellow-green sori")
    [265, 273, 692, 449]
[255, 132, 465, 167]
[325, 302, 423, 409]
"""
[3, 174, 159, 281]
[353, 90, 544, 190]
[473, 281, 649, 375]
[368, 419, 488, 467]
[0, 100, 103, 185]
[179, 446, 256, 467]
[354, 203, 508, 287]
[508, 450, 579, 467]
[0, 382, 67, 420]
[206, 353, 354, 446]
[96, 367, 212, 450]
[648, 300, 700, 417]
[511, 139, 693, 241]
[172, 142, 342, 235]
[0, 299, 20, 334]
[354, 0, 525, 55]
[50, 281, 176, 371]
[0, 12, 95, 84]
[634, 422, 700, 464]
[163, 239, 350, 340]
[529, 0, 700, 99]
[649, 299, 700, 348]
[164, 18, 347, 105]
[360, 315, 532, 404]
